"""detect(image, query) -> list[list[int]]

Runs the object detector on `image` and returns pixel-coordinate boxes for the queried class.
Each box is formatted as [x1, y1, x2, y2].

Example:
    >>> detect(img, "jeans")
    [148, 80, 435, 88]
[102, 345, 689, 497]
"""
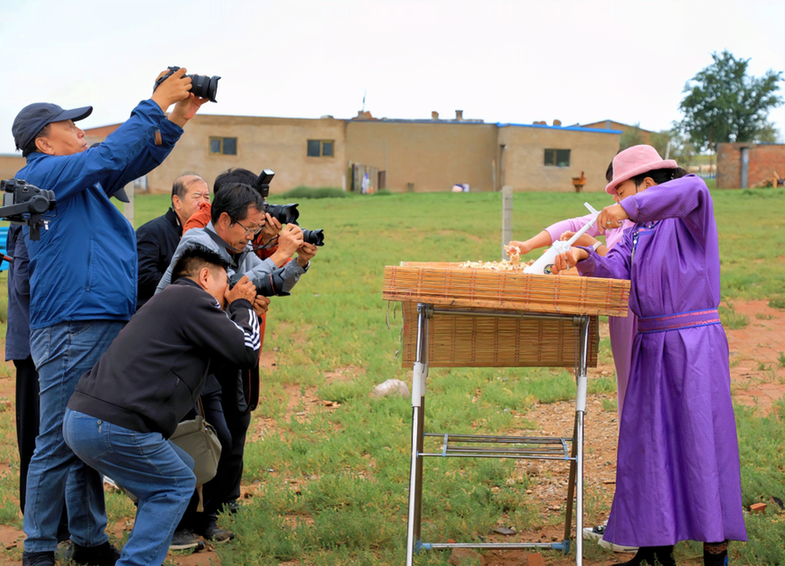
[64, 409, 196, 566]
[14, 356, 69, 541]
[23, 320, 125, 552]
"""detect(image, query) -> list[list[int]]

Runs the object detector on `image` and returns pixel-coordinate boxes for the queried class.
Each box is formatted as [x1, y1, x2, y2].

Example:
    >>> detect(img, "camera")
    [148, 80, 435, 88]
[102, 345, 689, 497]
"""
[253, 169, 324, 246]
[154, 66, 221, 103]
[0, 179, 56, 240]
[302, 229, 324, 247]
[253, 169, 300, 224]
[230, 269, 289, 298]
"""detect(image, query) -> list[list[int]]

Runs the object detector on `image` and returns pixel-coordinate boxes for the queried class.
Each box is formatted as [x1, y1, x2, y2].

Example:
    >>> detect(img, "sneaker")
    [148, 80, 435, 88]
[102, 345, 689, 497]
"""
[22, 551, 55, 566]
[196, 522, 235, 544]
[598, 537, 639, 553]
[71, 541, 122, 566]
[169, 528, 205, 552]
[582, 523, 606, 541]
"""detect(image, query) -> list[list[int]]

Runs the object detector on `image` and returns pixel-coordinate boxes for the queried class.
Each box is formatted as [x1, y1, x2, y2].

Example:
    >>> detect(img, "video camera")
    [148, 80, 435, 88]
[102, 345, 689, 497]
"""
[0, 179, 56, 240]
[254, 169, 325, 247]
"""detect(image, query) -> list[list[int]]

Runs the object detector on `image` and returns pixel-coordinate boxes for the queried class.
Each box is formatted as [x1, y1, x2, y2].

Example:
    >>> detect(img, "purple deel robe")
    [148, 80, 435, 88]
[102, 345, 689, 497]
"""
[545, 215, 636, 415]
[575, 175, 746, 546]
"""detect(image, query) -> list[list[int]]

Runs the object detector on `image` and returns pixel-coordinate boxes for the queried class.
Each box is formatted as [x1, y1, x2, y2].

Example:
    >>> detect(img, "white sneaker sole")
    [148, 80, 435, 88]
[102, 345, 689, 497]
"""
[598, 538, 638, 553]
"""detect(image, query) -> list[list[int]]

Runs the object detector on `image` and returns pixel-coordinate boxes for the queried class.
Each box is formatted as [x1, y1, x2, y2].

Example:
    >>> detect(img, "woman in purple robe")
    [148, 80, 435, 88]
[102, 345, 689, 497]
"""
[553, 145, 746, 566]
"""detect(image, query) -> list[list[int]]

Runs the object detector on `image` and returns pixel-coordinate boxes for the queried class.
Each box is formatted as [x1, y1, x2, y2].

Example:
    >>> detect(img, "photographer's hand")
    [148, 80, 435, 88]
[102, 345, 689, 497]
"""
[225, 275, 256, 305]
[269, 224, 303, 267]
[296, 243, 318, 267]
[259, 213, 282, 245]
[168, 94, 210, 127]
[252, 296, 270, 316]
[152, 67, 192, 113]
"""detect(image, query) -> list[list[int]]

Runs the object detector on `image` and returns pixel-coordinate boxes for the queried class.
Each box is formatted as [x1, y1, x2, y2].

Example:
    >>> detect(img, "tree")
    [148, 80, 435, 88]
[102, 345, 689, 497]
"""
[619, 123, 645, 150]
[678, 51, 782, 154]
[755, 121, 781, 143]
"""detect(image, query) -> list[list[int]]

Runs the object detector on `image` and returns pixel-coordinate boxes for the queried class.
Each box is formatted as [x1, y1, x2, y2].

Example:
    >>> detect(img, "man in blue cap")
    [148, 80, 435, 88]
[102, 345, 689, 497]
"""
[12, 67, 209, 566]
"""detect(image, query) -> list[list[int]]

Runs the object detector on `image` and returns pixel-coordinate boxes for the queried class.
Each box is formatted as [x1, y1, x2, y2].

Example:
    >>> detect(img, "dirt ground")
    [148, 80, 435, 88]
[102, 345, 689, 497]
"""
[0, 299, 782, 565]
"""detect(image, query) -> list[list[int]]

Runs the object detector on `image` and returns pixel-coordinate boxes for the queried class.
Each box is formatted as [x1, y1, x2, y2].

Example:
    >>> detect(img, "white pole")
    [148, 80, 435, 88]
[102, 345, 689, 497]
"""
[501, 185, 513, 260]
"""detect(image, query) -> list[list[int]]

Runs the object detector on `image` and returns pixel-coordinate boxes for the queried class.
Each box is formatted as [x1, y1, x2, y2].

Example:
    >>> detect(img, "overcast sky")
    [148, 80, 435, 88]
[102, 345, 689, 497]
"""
[1, 0, 784, 155]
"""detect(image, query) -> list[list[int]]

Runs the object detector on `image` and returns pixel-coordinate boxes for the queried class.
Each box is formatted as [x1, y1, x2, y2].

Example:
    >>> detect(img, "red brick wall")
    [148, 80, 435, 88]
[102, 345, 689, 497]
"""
[717, 143, 785, 189]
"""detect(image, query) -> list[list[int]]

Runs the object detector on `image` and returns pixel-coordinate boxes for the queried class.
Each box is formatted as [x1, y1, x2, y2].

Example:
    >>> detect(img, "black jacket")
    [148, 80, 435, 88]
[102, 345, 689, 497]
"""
[68, 278, 260, 437]
[136, 208, 182, 309]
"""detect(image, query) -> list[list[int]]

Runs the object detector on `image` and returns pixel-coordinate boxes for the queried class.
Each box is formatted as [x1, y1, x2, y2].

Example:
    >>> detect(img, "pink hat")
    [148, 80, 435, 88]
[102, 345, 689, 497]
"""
[605, 145, 678, 195]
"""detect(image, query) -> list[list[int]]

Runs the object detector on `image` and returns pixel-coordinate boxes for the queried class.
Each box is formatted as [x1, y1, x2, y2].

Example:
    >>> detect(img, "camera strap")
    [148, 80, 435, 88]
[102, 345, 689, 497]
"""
[204, 227, 237, 265]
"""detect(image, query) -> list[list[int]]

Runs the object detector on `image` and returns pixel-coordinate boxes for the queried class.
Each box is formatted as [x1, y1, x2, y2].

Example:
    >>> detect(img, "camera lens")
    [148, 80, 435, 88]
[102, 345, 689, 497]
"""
[189, 74, 221, 102]
[301, 229, 325, 247]
[264, 203, 300, 225]
[254, 271, 289, 297]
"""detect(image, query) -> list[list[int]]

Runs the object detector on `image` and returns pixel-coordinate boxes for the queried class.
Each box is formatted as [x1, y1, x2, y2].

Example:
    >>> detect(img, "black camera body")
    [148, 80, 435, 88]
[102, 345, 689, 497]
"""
[253, 169, 324, 246]
[154, 66, 221, 103]
[0, 179, 56, 240]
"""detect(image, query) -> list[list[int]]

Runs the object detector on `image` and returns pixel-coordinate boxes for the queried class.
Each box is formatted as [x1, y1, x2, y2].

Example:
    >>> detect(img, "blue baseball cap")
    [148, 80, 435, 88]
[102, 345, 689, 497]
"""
[12, 102, 93, 151]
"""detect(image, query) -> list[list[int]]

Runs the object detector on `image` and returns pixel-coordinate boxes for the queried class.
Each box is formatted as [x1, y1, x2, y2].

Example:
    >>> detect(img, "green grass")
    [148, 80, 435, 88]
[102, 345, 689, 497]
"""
[0, 187, 783, 564]
[719, 303, 750, 330]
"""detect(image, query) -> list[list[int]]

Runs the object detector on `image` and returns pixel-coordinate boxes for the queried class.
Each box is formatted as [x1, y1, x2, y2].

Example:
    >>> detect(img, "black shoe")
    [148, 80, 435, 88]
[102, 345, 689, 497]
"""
[22, 552, 55, 566]
[71, 541, 122, 566]
[195, 521, 235, 544]
[169, 528, 205, 552]
[704, 541, 728, 566]
[617, 546, 676, 566]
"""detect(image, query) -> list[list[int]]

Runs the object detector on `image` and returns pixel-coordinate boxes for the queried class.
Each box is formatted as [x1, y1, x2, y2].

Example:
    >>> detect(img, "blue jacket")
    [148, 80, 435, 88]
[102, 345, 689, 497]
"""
[5, 225, 32, 360]
[17, 99, 183, 330]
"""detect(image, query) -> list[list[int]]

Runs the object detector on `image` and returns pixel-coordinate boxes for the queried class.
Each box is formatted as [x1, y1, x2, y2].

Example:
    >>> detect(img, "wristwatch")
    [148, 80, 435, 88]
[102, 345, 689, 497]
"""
[592, 241, 602, 252]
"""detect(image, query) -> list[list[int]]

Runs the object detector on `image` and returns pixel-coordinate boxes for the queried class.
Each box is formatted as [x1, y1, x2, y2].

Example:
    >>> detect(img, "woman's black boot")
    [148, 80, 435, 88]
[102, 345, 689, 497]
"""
[617, 545, 676, 566]
[704, 541, 728, 566]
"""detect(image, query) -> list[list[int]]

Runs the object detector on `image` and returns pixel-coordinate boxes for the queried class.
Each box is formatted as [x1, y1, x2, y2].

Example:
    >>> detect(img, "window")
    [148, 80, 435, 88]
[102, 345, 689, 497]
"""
[544, 149, 571, 167]
[209, 137, 238, 155]
[307, 140, 334, 157]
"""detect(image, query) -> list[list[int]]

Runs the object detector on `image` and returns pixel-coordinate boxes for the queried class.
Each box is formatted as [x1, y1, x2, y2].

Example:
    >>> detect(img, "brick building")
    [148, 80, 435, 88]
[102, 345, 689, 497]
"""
[1, 112, 623, 195]
[579, 119, 654, 146]
[716, 142, 785, 189]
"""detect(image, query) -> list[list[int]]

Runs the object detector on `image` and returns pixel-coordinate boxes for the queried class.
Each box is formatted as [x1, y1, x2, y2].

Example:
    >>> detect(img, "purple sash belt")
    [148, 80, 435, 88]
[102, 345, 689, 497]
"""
[637, 308, 721, 334]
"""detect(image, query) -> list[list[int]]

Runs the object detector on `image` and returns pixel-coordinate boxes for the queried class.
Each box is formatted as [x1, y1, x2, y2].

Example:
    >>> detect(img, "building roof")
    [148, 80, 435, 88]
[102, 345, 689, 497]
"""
[83, 113, 625, 135]
[498, 122, 622, 134]
[579, 119, 654, 133]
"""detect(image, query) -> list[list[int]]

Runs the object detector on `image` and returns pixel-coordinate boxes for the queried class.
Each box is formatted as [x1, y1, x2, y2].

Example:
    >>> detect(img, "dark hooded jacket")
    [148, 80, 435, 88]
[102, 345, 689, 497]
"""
[68, 278, 260, 437]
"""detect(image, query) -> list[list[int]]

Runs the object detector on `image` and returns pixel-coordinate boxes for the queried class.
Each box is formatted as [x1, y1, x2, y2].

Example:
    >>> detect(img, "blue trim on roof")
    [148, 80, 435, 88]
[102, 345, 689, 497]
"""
[497, 122, 622, 134]
[352, 119, 490, 125]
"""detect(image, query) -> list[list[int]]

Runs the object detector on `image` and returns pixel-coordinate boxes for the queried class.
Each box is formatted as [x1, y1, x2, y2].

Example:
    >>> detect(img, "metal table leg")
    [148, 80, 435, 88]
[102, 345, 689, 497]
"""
[574, 316, 590, 566]
[406, 304, 430, 566]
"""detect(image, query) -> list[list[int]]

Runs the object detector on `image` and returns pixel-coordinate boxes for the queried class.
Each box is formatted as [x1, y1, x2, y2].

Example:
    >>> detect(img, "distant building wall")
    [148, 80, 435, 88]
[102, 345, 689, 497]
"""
[345, 121, 498, 192]
[79, 114, 621, 195]
[0, 154, 25, 180]
[498, 125, 620, 192]
[717, 143, 785, 188]
[86, 115, 348, 194]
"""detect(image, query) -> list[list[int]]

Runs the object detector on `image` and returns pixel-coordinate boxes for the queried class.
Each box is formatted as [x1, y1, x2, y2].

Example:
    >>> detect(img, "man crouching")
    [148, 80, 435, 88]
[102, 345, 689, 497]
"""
[62, 246, 260, 566]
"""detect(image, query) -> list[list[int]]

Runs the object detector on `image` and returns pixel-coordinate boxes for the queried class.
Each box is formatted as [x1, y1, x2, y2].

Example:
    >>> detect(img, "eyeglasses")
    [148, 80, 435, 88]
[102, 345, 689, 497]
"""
[234, 220, 264, 236]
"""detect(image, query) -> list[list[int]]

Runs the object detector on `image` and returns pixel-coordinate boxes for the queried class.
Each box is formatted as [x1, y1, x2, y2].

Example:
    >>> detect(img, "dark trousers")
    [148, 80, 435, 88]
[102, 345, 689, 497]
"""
[220, 389, 252, 506]
[14, 356, 69, 540]
[15, 357, 39, 511]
